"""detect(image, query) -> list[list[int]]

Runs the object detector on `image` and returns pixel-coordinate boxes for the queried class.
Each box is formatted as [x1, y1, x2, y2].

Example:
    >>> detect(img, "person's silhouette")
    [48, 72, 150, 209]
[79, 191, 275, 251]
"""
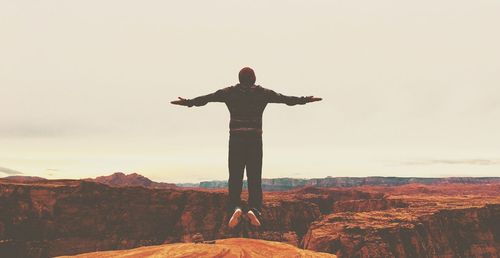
[171, 67, 321, 228]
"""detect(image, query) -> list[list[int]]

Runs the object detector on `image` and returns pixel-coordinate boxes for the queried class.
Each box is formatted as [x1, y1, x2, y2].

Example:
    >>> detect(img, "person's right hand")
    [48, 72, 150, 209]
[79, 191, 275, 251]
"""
[170, 97, 192, 107]
[305, 96, 322, 103]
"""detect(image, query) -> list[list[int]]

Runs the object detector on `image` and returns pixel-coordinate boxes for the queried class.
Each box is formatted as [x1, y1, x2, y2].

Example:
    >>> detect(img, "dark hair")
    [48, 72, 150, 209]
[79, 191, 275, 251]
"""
[239, 67, 256, 85]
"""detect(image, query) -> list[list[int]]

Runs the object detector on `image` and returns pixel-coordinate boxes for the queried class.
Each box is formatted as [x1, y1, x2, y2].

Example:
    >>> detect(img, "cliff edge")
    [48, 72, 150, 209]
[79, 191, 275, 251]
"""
[57, 238, 336, 258]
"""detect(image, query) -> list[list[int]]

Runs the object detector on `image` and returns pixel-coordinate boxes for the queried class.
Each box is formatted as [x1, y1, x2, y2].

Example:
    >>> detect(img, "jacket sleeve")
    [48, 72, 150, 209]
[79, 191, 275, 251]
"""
[264, 88, 308, 106]
[188, 87, 231, 107]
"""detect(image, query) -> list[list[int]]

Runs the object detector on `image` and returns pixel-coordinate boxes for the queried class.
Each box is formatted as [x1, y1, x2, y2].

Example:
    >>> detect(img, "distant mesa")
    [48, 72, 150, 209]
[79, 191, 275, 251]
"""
[56, 238, 336, 258]
[83, 172, 176, 189]
[0, 175, 47, 182]
[185, 176, 500, 191]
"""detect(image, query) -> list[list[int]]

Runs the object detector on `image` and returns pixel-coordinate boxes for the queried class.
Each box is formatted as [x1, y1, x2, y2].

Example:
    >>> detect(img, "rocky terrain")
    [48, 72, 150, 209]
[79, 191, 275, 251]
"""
[0, 178, 498, 257]
[56, 238, 336, 258]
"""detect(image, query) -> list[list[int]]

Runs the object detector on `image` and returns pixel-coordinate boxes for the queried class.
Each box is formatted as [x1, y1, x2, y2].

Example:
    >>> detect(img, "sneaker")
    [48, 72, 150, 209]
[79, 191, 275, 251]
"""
[247, 208, 262, 227]
[228, 207, 243, 228]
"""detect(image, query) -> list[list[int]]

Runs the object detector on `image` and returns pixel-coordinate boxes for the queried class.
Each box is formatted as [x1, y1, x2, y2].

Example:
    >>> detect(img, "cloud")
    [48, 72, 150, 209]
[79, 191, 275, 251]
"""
[0, 166, 24, 175]
[403, 159, 500, 166]
[45, 168, 59, 176]
[0, 122, 111, 139]
[0, 124, 78, 138]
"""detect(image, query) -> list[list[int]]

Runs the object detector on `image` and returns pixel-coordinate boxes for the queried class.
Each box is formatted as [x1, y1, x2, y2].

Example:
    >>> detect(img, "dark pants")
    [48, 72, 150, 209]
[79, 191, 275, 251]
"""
[228, 133, 263, 212]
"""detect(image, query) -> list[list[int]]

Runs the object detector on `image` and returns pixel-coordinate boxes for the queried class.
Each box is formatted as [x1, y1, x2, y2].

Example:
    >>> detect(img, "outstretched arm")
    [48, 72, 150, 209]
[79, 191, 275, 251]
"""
[171, 88, 229, 107]
[265, 89, 322, 105]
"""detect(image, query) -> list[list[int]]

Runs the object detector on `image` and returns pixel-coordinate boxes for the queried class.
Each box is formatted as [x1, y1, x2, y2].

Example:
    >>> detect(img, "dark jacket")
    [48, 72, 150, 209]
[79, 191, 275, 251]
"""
[188, 84, 308, 135]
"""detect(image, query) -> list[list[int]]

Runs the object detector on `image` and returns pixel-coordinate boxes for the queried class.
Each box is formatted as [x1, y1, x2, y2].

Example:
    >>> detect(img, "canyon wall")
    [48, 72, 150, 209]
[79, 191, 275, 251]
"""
[0, 181, 361, 257]
[303, 204, 500, 258]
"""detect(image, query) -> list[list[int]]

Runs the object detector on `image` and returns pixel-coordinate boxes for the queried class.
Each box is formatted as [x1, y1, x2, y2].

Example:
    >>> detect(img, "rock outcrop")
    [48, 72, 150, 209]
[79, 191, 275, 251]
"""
[56, 238, 337, 258]
[302, 184, 500, 257]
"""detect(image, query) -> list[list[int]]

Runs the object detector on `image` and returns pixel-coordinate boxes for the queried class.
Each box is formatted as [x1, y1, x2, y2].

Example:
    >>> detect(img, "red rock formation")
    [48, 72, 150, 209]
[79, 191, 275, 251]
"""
[302, 184, 500, 257]
[56, 238, 337, 258]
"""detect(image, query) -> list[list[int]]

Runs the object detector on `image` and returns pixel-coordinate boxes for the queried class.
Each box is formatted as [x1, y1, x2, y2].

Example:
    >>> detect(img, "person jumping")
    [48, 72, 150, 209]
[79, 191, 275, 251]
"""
[171, 67, 322, 228]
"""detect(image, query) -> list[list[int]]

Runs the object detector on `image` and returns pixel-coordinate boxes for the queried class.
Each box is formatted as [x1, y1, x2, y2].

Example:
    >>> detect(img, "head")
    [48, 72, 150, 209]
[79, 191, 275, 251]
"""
[238, 67, 256, 85]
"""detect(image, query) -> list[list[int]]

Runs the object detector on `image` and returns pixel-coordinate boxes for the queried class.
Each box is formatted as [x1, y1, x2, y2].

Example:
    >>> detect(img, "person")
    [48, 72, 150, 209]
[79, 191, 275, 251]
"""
[171, 67, 321, 228]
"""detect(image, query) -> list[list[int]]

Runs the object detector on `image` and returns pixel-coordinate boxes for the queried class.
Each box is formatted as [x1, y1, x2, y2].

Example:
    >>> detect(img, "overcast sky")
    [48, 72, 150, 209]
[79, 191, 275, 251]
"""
[1, 0, 499, 183]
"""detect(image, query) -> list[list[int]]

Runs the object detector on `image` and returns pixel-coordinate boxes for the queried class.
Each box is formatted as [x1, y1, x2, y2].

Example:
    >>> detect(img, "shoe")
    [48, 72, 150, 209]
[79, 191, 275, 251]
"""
[228, 207, 243, 228]
[247, 208, 262, 227]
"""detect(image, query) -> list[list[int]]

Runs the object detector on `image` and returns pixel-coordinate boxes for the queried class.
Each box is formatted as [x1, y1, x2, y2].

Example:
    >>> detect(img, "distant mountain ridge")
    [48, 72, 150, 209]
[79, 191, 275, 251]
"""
[177, 176, 500, 191]
[3, 174, 499, 191]
[1, 173, 177, 189]
[83, 172, 176, 189]
[0, 176, 47, 182]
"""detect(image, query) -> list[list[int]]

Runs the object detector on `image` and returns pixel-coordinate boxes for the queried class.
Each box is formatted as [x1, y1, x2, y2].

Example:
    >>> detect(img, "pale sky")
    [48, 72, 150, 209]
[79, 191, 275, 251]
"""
[1, 0, 499, 183]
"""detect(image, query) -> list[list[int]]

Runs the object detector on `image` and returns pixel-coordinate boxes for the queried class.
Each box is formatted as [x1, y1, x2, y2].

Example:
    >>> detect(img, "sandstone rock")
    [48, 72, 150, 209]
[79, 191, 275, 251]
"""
[56, 238, 337, 258]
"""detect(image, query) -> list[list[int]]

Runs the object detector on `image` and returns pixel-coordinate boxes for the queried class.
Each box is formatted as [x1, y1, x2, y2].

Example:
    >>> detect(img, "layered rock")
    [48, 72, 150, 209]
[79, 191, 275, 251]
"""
[302, 185, 500, 257]
[57, 238, 337, 258]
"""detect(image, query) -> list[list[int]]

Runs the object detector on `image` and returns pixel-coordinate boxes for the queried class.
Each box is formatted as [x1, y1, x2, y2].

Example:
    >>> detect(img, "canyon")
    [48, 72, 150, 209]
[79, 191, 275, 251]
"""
[0, 178, 499, 257]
